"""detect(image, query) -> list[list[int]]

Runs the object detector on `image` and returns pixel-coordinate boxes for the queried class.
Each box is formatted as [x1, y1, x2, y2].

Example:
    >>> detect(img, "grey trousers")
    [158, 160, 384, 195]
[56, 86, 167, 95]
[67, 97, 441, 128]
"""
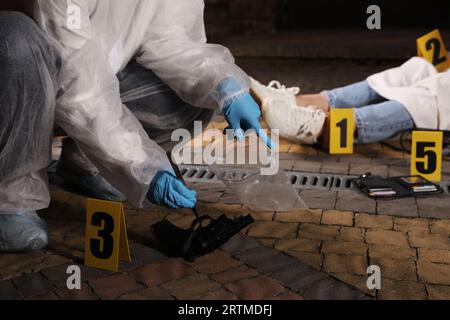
[0, 11, 214, 212]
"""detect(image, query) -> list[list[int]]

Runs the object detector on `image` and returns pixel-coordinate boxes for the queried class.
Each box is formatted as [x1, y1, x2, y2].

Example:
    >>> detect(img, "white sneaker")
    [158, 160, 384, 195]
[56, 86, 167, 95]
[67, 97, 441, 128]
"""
[263, 99, 327, 145]
[250, 77, 301, 111]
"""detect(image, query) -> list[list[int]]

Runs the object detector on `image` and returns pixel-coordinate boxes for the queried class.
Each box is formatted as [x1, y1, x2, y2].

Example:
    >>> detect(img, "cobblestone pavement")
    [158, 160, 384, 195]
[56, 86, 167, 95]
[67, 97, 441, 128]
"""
[1, 132, 449, 300]
[1, 61, 450, 300]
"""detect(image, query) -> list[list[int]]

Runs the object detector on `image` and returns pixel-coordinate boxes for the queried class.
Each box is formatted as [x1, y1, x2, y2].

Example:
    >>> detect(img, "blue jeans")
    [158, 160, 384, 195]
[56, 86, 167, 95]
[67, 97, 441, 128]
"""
[323, 81, 415, 144]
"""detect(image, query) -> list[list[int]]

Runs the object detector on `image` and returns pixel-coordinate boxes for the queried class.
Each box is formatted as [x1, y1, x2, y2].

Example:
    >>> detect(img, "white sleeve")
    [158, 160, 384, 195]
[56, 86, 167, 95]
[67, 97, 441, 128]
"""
[136, 0, 250, 111]
[35, 0, 172, 207]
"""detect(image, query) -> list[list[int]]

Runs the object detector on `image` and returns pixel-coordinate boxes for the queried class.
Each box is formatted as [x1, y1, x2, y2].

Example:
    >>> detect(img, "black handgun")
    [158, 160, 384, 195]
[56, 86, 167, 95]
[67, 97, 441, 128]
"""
[152, 214, 254, 262]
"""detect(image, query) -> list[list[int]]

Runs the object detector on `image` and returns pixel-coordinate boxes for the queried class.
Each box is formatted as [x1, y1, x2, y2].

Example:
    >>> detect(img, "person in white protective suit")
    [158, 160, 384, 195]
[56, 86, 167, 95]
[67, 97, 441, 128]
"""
[250, 57, 450, 145]
[0, 0, 273, 253]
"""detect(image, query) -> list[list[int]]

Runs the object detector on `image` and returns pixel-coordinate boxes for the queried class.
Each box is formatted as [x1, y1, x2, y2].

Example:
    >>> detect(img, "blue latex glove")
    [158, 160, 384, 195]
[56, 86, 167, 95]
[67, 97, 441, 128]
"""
[147, 171, 197, 209]
[219, 78, 276, 150]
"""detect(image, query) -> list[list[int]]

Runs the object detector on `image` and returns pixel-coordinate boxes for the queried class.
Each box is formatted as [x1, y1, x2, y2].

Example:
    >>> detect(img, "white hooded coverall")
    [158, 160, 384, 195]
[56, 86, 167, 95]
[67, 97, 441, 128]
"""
[2, 0, 250, 210]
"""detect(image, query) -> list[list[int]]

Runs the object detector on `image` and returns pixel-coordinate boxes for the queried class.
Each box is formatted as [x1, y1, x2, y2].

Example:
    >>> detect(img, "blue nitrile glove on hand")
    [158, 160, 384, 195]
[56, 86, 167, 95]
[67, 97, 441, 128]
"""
[147, 171, 197, 209]
[219, 78, 276, 150]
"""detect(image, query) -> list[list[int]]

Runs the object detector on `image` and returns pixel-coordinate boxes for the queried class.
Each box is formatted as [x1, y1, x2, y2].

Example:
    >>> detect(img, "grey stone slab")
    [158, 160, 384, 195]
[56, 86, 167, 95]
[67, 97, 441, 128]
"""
[13, 273, 53, 298]
[40, 264, 73, 289]
[349, 163, 389, 177]
[256, 254, 299, 275]
[388, 165, 410, 178]
[377, 198, 419, 217]
[131, 243, 168, 266]
[304, 278, 369, 300]
[417, 196, 450, 219]
[335, 191, 376, 214]
[320, 162, 349, 175]
[300, 190, 337, 210]
[221, 234, 261, 256]
[292, 160, 321, 173]
[279, 153, 306, 161]
[270, 262, 329, 294]
[305, 155, 339, 163]
[340, 155, 374, 165]
[0, 280, 21, 300]
[442, 161, 450, 174]
[237, 246, 282, 267]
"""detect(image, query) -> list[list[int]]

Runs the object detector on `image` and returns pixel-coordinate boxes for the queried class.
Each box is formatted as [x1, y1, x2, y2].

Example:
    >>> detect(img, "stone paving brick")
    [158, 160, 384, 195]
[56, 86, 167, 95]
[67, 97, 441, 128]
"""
[429, 220, 450, 235]
[189, 251, 242, 274]
[285, 251, 323, 270]
[257, 238, 276, 247]
[426, 285, 450, 300]
[274, 209, 322, 223]
[89, 274, 144, 300]
[337, 227, 365, 242]
[300, 190, 337, 210]
[270, 262, 328, 293]
[331, 273, 374, 296]
[0, 280, 21, 300]
[275, 238, 321, 253]
[417, 197, 450, 219]
[237, 246, 283, 268]
[394, 218, 429, 233]
[40, 264, 75, 289]
[119, 287, 173, 300]
[197, 203, 243, 217]
[377, 198, 419, 217]
[388, 165, 410, 178]
[166, 213, 196, 229]
[321, 210, 354, 226]
[248, 222, 299, 239]
[321, 241, 368, 256]
[368, 245, 416, 260]
[418, 249, 450, 264]
[303, 277, 368, 300]
[246, 210, 275, 222]
[0, 251, 49, 279]
[322, 254, 367, 275]
[200, 290, 238, 300]
[408, 231, 450, 250]
[255, 254, 299, 275]
[225, 276, 285, 300]
[349, 164, 388, 177]
[211, 265, 259, 284]
[130, 243, 168, 266]
[355, 213, 393, 229]
[292, 160, 321, 172]
[371, 258, 417, 281]
[161, 274, 222, 300]
[13, 272, 53, 298]
[378, 279, 427, 300]
[365, 229, 409, 247]
[134, 259, 194, 287]
[272, 291, 304, 300]
[320, 162, 349, 174]
[55, 283, 99, 300]
[197, 190, 223, 203]
[335, 191, 376, 214]
[299, 223, 339, 241]
[279, 160, 295, 171]
[418, 261, 450, 285]
[221, 234, 261, 256]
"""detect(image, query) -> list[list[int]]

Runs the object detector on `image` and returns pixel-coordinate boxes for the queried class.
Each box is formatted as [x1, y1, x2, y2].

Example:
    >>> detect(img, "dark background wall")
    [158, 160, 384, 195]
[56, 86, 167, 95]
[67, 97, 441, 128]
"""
[205, 0, 450, 39]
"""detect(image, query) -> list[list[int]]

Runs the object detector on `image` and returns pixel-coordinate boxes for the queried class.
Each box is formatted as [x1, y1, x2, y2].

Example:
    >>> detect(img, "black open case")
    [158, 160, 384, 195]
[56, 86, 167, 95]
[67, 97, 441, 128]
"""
[353, 173, 443, 199]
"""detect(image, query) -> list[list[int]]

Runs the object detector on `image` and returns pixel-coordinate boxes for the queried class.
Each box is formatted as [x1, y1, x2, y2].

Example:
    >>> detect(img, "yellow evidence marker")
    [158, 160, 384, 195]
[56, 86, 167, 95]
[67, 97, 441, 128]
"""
[329, 108, 355, 154]
[411, 131, 443, 182]
[85, 199, 131, 272]
[417, 29, 450, 72]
